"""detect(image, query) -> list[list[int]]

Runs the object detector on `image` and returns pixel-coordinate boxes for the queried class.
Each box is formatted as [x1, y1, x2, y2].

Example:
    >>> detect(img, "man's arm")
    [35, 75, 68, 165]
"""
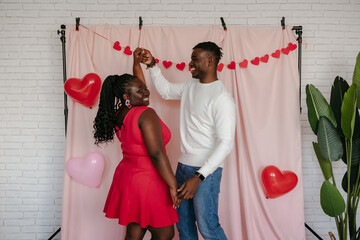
[149, 65, 184, 100]
[197, 93, 236, 177]
[141, 49, 184, 100]
[177, 93, 236, 199]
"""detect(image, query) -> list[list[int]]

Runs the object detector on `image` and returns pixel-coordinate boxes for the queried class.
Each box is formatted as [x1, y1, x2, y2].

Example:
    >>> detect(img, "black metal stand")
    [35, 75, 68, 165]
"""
[49, 24, 68, 240]
[305, 223, 323, 240]
[292, 25, 303, 113]
[57, 24, 68, 136]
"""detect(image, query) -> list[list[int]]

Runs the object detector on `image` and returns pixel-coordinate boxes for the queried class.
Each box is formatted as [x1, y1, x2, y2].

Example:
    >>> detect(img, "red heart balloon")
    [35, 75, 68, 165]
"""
[239, 59, 248, 68]
[64, 73, 102, 108]
[162, 61, 172, 69]
[227, 61, 236, 70]
[261, 165, 298, 199]
[176, 62, 186, 71]
[217, 63, 224, 72]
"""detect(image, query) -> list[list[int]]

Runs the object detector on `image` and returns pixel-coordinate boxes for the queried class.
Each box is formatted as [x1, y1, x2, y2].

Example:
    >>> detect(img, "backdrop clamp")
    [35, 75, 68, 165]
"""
[220, 17, 227, 31]
[76, 17, 80, 31]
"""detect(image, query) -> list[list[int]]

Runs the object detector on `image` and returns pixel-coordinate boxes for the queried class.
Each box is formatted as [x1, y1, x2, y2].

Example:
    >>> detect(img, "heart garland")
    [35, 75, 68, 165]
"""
[110, 39, 297, 72]
[80, 25, 297, 72]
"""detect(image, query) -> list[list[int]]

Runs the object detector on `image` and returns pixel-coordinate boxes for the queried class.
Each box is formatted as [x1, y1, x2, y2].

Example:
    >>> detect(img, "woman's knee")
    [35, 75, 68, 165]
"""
[149, 225, 174, 240]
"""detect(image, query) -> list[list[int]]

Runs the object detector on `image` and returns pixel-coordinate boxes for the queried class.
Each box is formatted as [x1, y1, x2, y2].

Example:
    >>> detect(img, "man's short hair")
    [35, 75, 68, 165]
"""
[193, 41, 223, 65]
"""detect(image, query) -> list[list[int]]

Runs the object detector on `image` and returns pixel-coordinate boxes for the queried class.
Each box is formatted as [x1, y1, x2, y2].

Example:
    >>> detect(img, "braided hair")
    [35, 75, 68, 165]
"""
[93, 74, 135, 145]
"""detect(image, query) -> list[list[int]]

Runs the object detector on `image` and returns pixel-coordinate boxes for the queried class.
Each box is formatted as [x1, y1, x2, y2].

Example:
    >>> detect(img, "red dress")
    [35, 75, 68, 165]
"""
[103, 106, 179, 228]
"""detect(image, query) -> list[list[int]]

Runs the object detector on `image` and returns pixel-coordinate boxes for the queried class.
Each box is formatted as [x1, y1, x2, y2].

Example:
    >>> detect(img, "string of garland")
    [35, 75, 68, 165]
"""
[78, 24, 297, 72]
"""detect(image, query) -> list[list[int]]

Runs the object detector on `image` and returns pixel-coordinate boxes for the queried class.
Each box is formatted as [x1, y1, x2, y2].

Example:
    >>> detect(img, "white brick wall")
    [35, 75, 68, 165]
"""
[0, 0, 359, 239]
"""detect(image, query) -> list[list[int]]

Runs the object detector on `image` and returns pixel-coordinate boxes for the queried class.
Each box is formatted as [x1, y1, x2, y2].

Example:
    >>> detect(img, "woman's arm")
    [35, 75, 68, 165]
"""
[133, 47, 146, 83]
[138, 108, 181, 207]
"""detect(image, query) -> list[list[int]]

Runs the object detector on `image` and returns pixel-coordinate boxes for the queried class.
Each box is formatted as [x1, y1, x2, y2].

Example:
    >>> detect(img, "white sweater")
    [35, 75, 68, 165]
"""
[149, 66, 236, 178]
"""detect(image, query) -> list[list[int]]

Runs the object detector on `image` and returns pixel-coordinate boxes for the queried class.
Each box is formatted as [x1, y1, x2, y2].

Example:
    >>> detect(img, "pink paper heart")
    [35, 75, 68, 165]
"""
[66, 152, 105, 188]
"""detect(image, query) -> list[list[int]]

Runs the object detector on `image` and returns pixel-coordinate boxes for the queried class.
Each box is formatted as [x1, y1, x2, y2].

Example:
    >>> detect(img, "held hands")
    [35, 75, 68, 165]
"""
[170, 186, 182, 208]
[133, 47, 145, 65]
[177, 175, 201, 200]
[133, 48, 155, 66]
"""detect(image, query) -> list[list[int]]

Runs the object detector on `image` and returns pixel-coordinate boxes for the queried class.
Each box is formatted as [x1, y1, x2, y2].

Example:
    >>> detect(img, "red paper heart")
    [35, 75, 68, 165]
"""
[271, 50, 280, 58]
[124, 46, 132, 55]
[261, 165, 298, 199]
[217, 63, 224, 72]
[281, 47, 290, 55]
[239, 59, 248, 68]
[288, 42, 297, 51]
[227, 61, 236, 70]
[113, 41, 121, 51]
[176, 62, 186, 71]
[251, 57, 260, 66]
[64, 73, 102, 108]
[155, 58, 159, 63]
[162, 61, 172, 69]
[260, 54, 269, 63]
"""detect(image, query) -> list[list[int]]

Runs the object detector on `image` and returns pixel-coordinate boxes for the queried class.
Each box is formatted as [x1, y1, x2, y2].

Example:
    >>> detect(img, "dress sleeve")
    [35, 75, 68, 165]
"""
[197, 93, 236, 178]
[149, 65, 184, 100]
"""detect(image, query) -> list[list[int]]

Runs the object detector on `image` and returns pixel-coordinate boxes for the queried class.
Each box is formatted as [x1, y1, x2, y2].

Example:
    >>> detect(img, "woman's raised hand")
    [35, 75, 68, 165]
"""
[141, 49, 153, 65]
[133, 47, 145, 65]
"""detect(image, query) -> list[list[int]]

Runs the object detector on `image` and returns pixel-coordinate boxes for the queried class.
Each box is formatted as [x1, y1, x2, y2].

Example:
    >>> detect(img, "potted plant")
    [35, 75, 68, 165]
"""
[306, 52, 360, 240]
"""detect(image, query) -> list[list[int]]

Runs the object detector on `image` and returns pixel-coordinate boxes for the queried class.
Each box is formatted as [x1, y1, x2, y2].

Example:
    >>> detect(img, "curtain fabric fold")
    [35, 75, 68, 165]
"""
[61, 24, 305, 240]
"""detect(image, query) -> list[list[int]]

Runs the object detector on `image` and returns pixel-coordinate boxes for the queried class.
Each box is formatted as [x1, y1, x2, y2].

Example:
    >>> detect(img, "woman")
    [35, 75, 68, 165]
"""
[93, 48, 179, 240]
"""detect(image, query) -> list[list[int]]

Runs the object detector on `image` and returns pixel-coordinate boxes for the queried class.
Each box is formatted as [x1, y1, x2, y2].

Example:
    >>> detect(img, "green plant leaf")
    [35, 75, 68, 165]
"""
[341, 165, 359, 193]
[353, 52, 360, 89]
[320, 180, 345, 217]
[313, 142, 332, 180]
[341, 84, 358, 140]
[353, 52, 360, 108]
[342, 137, 360, 166]
[317, 116, 343, 161]
[306, 84, 337, 135]
[330, 76, 349, 136]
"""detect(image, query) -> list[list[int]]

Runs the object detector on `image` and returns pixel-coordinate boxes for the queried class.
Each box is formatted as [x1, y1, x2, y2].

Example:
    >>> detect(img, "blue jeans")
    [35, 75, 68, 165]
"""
[175, 163, 227, 240]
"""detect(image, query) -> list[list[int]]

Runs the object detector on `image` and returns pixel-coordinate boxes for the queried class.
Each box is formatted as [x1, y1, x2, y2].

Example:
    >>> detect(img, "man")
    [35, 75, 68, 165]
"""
[142, 42, 236, 240]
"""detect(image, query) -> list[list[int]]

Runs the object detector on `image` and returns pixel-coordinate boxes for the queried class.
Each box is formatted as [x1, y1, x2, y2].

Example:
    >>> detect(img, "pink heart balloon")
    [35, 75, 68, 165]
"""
[66, 152, 105, 188]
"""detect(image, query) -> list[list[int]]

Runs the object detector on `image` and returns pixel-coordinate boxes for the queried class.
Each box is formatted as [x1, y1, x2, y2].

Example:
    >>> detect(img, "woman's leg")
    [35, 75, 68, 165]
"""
[147, 225, 175, 240]
[125, 222, 147, 240]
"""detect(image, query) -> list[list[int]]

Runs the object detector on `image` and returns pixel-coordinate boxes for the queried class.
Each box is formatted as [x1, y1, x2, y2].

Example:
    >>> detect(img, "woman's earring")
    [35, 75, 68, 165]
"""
[125, 100, 132, 109]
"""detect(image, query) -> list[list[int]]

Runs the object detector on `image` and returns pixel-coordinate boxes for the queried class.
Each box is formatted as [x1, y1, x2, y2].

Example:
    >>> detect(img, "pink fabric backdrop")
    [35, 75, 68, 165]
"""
[61, 24, 305, 240]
